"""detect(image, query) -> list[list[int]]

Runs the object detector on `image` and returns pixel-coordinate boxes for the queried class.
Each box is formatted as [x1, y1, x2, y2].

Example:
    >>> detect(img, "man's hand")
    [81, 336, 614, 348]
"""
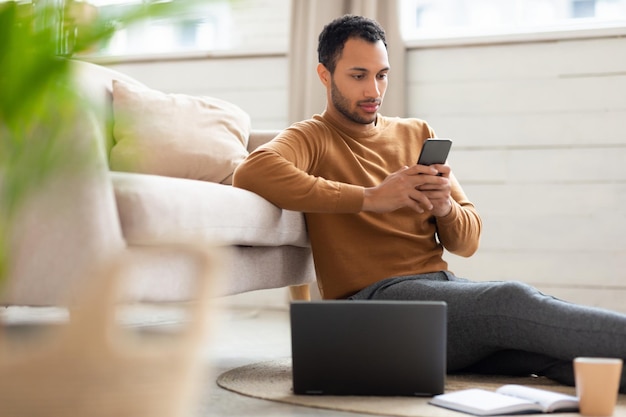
[416, 164, 453, 217]
[362, 164, 452, 215]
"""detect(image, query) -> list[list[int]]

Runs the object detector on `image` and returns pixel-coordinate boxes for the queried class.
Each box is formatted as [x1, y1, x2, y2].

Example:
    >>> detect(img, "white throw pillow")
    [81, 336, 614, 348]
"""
[110, 79, 251, 184]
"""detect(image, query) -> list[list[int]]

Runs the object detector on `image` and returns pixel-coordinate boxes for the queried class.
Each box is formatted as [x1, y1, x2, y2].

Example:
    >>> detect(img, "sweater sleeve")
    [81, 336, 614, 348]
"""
[434, 173, 482, 257]
[233, 127, 364, 213]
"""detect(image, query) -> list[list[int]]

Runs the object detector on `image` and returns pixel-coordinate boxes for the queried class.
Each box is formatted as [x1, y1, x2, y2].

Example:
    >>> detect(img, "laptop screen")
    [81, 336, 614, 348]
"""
[290, 300, 447, 396]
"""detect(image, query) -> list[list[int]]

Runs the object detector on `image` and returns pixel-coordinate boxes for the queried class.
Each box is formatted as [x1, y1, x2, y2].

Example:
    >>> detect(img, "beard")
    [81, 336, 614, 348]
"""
[330, 78, 379, 125]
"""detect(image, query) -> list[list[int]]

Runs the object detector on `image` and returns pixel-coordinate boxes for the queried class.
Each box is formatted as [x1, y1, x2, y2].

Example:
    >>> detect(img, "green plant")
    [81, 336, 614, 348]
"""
[0, 0, 196, 290]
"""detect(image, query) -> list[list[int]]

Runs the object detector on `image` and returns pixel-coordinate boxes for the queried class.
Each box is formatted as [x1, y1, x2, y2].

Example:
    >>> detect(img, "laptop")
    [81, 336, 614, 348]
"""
[290, 300, 447, 396]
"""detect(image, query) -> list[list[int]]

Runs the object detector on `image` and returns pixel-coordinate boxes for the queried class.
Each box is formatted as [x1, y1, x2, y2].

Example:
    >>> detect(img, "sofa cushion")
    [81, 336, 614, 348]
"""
[110, 80, 251, 185]
[111, 172, 309, 248]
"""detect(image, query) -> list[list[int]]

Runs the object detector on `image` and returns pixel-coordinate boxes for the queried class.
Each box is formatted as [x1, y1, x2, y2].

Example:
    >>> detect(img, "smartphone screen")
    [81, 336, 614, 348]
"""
[417, 139, 452, 166]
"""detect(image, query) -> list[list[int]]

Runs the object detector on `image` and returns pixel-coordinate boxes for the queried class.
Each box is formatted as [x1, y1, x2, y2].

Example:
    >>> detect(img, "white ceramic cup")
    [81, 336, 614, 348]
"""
[574, 357, 622, 416]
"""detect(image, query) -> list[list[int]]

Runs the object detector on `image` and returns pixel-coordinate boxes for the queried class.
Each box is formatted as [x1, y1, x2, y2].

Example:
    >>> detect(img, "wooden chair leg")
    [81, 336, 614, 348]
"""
[289, 284, 311, 301]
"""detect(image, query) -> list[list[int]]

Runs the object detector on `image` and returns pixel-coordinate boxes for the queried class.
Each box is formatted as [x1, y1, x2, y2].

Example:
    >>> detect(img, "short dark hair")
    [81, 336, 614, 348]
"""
[317, 14, 387, 74]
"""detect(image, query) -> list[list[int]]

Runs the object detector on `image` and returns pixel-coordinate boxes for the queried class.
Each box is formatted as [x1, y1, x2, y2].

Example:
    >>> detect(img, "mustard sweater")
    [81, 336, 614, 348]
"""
[233, 112, 482, 299]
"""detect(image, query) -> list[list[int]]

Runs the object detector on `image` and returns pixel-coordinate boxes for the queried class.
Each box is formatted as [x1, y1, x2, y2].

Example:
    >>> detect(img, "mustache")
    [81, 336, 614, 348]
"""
[358, 99, 381, 105]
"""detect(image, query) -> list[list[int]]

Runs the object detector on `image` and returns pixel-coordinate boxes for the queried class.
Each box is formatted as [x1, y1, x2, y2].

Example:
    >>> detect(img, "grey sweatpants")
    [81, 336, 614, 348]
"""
[348, 271, 626, 391]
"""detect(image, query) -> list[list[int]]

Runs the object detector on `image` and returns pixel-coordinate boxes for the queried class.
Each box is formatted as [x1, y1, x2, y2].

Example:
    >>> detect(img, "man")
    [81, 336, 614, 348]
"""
[233, 14, 626, 390]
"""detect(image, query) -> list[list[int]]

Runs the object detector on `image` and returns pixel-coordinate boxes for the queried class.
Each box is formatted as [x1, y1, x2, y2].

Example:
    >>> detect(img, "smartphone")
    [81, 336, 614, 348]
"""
[417, 138, 452, 166]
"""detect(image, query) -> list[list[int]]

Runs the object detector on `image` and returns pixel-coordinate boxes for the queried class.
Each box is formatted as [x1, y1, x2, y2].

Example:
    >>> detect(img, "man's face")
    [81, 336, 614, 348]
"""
[327, 37, 390, 128]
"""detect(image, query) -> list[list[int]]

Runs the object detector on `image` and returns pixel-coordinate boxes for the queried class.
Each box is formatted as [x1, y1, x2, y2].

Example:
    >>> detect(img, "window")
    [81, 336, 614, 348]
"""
[89, 0, 290, 57]
[572, 0, 597, 17]
[400, 0, 626, 41]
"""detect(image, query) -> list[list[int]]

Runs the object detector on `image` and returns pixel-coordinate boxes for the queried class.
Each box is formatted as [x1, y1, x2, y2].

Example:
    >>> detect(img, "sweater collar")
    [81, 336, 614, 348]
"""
[319, 110, 383, 139]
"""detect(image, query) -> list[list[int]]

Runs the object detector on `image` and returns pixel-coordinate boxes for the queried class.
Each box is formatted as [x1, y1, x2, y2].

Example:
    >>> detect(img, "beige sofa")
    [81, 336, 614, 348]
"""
[3, 60, 314, 306]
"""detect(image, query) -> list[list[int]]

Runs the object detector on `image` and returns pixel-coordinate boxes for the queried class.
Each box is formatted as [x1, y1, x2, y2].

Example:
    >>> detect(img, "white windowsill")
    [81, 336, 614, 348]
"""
[78, 46, 287, 65]
[405, 22, 626, 49]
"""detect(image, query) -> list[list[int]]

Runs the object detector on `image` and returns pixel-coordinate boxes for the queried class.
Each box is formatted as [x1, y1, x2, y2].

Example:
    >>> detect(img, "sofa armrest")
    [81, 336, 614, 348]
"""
[248, 130, 280, 152]
[3, 112, 126, 306]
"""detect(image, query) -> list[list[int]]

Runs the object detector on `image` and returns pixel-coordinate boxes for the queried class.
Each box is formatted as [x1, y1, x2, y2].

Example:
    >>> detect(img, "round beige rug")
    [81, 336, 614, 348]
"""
[217, 358, 626, 417]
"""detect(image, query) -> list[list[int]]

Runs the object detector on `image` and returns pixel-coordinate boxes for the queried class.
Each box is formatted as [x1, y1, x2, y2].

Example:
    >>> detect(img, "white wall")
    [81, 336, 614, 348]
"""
[105, 54, 290, 130]
[408, 35, 626, 313]
[102, 33, 626, 312]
